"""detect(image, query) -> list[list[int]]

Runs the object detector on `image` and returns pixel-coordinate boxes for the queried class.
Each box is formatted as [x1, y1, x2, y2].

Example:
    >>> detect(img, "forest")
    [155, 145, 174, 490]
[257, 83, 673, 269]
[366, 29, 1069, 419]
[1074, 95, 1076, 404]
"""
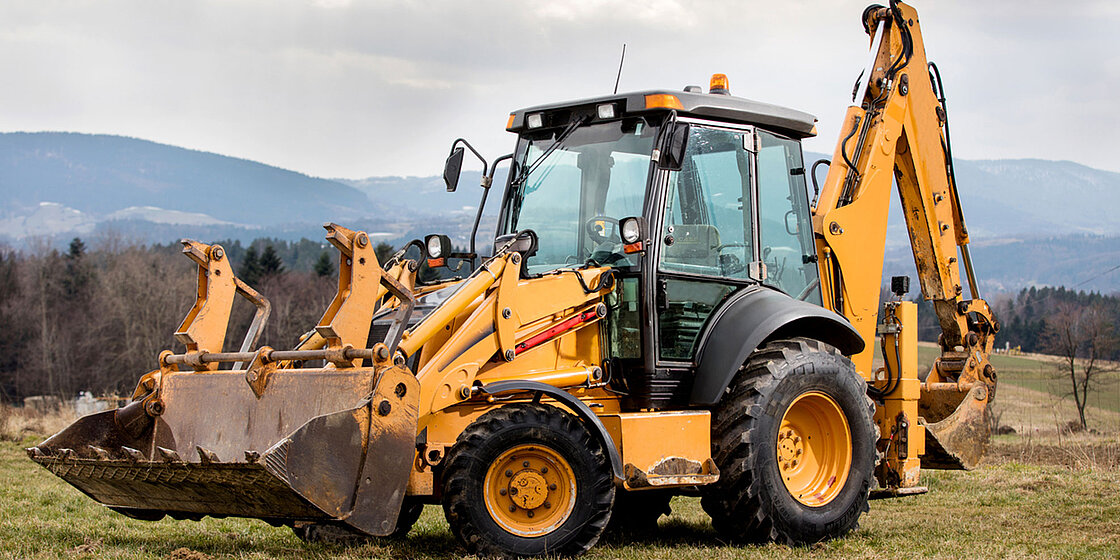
[1, 236, 1116, 401]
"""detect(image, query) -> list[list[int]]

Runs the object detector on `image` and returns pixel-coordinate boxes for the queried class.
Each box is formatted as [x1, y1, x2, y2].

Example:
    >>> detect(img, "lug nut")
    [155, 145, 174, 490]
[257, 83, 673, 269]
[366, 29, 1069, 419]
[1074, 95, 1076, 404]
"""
[506, 470, 513, 477]
[540, 467, 548, 474]
[509, 505, 517, 513]
[548, 483, 557, 490]
[527, 511, 534, 518]
[499, 489, 507, 496]
[543, 501, 551, 509]
[522, 461, 529, 468]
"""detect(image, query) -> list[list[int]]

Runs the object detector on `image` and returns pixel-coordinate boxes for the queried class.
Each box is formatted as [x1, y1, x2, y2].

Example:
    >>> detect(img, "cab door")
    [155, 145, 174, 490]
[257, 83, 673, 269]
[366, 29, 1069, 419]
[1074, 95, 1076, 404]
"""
[653, 124, 760, 364]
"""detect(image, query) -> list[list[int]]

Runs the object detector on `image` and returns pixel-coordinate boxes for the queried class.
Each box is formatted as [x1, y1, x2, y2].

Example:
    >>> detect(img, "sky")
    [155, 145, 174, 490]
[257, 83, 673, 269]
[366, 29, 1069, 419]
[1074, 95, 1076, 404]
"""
[0, 0, 1116, 179]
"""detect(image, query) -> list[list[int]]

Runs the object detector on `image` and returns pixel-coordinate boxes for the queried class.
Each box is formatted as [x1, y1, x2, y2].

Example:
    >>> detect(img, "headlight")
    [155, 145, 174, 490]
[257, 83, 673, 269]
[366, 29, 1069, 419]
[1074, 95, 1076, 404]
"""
[596, 103, 616, 119]
[425, 234, 451, 260]
[620, 217, 641, 244]
[619, 216, 645, 254]
[526, 113, 544, 129]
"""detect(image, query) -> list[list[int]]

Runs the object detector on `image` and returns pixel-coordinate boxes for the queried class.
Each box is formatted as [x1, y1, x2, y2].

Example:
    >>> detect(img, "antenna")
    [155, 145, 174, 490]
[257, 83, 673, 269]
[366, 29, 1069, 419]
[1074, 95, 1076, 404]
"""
[613, 44, 627, 94]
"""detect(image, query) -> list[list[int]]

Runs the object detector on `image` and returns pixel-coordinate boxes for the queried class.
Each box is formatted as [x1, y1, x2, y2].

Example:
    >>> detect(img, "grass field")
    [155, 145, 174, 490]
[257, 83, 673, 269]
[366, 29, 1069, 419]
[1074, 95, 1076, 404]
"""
[2, 349, 1119, 560]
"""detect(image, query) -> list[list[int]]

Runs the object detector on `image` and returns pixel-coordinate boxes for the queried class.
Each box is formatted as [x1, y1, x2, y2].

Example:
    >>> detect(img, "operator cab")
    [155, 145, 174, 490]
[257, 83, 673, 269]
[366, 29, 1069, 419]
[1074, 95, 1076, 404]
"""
[494, 76, 824, 408]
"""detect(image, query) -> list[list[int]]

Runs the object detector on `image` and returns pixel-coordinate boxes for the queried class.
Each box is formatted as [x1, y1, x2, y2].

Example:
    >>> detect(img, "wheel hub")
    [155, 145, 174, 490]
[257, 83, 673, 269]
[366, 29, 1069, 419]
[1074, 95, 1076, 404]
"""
[484, 444, 576, 536]
[509, 470, 549, 510]
[777, 427, 804, 471]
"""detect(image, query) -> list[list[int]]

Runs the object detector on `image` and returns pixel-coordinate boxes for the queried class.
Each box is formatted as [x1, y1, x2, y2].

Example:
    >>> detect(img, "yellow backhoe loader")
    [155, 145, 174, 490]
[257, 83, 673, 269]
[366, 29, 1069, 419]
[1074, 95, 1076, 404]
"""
[30, 1, 998, 556]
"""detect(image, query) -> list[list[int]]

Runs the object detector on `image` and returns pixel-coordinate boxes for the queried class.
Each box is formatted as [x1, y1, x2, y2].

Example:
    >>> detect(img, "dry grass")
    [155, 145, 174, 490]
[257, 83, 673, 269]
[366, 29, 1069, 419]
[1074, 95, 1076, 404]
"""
[0, 404, 76, 443]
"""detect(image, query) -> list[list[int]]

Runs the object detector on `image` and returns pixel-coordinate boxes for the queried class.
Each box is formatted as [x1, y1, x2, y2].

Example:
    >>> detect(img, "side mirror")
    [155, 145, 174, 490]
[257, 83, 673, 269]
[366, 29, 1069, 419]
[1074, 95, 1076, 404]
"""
[443, 147, 465, 192]
[661, 124, 690, 171]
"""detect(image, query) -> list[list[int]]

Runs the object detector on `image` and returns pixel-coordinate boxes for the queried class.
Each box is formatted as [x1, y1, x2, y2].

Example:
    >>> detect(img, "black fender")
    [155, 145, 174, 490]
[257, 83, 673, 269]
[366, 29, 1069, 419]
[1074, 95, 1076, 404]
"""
[689, 286, 864, 407]
[479, 380, 625, 482]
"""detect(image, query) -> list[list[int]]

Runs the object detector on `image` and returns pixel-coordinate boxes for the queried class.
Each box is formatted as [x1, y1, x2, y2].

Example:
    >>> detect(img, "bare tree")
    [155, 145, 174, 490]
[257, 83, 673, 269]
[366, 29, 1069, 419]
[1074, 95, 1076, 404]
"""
[1043, 303, 1119, 430]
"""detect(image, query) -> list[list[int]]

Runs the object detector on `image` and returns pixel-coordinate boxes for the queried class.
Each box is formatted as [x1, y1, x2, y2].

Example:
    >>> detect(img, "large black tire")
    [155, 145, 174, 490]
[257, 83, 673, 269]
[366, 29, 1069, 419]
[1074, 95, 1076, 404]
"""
[607, 490, 672, 534]
[291, 499, 424, 544]
[441, 403, 615, 558]
[701, 338, 876, 545]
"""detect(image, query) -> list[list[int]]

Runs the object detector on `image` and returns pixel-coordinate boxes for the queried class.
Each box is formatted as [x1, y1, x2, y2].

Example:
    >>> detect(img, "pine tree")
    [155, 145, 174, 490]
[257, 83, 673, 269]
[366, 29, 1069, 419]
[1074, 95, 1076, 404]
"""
[240, 246, 262, 285]
[62, 237, 93, 300]
[260, 245, 284, 278]
[313, 251, 333, 278]
[374, 242, 394, 265]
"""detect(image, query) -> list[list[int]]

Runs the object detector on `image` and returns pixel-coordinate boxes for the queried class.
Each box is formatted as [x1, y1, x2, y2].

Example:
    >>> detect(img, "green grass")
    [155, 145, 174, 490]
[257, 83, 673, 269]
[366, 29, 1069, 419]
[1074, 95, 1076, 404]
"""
[3, 438, 1118, 560]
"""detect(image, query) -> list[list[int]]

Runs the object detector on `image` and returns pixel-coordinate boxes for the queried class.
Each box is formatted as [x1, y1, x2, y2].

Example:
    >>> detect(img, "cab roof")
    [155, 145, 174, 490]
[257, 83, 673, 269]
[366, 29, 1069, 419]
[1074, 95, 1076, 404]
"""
[507, 89, 818, 139]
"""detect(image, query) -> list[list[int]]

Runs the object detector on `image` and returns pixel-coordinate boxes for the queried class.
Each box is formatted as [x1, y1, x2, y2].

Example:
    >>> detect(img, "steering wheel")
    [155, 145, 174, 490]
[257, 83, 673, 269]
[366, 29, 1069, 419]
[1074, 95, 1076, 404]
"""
[584, 215, 621, 245]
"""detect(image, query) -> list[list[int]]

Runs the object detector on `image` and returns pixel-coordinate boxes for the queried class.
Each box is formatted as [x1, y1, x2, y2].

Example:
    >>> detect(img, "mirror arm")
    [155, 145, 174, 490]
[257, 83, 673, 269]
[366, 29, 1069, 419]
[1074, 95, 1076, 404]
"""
[470, 152, 514, 257]
[450, 138, 490, 179]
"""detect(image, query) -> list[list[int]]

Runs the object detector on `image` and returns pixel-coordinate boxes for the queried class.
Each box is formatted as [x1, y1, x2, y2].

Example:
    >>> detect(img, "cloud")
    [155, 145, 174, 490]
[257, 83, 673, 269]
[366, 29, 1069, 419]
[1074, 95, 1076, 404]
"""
[0, 1, 1114, 178]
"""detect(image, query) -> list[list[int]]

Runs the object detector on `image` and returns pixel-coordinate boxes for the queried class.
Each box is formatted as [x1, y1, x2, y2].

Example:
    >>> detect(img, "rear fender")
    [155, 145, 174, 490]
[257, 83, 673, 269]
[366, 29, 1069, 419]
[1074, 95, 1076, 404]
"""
[690, 286, 864, 407]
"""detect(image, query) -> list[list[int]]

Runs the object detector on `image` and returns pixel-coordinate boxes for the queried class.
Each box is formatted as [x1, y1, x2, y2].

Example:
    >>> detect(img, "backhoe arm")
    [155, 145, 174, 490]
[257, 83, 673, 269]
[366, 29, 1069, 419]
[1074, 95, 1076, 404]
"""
[812, 1, 998, 471]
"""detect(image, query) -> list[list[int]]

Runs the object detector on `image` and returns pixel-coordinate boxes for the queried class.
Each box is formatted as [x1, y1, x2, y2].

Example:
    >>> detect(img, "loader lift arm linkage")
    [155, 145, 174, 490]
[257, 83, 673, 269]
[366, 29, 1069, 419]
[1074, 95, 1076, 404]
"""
[812, 1, 998, 481]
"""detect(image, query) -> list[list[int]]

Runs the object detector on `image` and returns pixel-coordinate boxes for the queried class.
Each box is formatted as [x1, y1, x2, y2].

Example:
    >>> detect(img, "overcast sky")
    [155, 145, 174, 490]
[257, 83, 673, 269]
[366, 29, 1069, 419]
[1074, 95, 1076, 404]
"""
[1, 1, 1116, 179]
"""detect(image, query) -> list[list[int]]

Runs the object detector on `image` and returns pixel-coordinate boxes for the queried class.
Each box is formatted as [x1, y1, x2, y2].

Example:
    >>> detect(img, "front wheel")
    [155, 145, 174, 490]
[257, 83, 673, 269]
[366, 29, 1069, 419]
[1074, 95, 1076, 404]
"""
[441, 403, 614, 557]
[701, 338, 875, 544]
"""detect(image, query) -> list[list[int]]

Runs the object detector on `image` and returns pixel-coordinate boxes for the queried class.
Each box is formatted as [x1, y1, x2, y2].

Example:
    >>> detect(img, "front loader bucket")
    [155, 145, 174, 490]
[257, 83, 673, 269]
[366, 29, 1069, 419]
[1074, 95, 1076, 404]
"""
[920, 384, 991, 470]
[28, 365, 419, 536]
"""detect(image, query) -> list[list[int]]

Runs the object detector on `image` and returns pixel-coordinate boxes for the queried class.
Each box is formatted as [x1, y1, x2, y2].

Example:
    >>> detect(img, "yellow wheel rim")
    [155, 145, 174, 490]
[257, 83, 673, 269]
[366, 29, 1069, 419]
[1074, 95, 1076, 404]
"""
[483, 444, 577, 536]
[776, 391, 852, 507]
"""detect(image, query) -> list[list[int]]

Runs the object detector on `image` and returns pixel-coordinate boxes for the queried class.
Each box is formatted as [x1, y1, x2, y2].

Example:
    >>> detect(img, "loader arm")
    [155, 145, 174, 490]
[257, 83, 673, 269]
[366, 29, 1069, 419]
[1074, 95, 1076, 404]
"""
[812, 1, 998, 473]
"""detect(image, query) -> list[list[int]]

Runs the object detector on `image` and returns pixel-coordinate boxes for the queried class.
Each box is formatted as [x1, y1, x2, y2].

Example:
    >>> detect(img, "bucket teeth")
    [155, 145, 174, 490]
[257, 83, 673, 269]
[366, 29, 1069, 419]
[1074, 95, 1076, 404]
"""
[87, 446, 112, 460]
[244, 450, 260, 463]
[121, 446, 146, 462]
[26, 447, 43, 460]
[157, 447, 182, 462]
[196, 446, 220, 465]
[58, 448, 76, 461]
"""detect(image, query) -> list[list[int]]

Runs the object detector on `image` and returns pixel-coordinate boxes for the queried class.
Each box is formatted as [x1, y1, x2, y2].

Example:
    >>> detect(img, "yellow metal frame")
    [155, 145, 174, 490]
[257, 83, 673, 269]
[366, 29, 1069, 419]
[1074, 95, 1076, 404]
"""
[811, 2, 998, 485]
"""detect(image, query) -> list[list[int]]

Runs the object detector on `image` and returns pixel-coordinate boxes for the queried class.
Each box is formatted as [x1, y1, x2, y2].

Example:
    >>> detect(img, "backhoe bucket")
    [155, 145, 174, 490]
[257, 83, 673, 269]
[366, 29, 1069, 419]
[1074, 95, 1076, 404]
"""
[28, 365, 419, 536]
[920, 384, 991, 470]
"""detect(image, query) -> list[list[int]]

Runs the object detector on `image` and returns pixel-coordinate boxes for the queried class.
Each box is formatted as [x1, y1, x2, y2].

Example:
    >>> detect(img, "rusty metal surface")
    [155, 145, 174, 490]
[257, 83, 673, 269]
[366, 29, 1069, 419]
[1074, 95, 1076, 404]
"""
[921, 384, 991, 470]
[31, 457, 325, 519]
[157, 368, 374, 463]
[341, 365, 420, 536]
[623, 457, 719, 489]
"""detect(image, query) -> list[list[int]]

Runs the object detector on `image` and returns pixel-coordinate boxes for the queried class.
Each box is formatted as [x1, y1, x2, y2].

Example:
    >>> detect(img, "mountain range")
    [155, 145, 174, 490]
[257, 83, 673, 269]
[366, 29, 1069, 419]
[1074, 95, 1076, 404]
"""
[2, 132, 1117, 294]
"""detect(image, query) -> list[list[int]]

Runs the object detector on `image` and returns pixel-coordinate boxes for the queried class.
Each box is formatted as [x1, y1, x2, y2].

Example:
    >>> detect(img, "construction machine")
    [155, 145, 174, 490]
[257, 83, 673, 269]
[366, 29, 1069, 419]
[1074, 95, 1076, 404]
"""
[30, 1, 998, 556]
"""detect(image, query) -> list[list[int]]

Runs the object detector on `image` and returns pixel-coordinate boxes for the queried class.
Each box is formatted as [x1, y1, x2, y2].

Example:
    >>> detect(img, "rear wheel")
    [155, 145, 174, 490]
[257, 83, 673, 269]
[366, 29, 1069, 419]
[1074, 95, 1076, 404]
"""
[701, 338, 875, 544]
[441, 403, 614, 557]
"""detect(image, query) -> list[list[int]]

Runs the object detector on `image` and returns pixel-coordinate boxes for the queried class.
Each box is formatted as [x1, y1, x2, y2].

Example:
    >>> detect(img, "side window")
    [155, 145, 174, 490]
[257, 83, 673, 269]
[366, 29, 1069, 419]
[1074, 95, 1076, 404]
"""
[659, 127, 753, 280]
[756, 131, 821, 303]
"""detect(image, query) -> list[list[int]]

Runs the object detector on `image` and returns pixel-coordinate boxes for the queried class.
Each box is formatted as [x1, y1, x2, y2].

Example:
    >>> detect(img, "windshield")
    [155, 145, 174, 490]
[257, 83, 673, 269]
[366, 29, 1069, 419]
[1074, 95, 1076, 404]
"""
[502, 117, 657, 275]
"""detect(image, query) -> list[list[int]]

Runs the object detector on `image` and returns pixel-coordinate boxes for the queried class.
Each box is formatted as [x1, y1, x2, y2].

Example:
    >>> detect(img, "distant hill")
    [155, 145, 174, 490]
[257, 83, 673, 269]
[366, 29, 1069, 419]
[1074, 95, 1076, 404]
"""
[2, 133, 1118, 293]
[0, 132, 370, 234]
[804, 151, 1120, 238]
